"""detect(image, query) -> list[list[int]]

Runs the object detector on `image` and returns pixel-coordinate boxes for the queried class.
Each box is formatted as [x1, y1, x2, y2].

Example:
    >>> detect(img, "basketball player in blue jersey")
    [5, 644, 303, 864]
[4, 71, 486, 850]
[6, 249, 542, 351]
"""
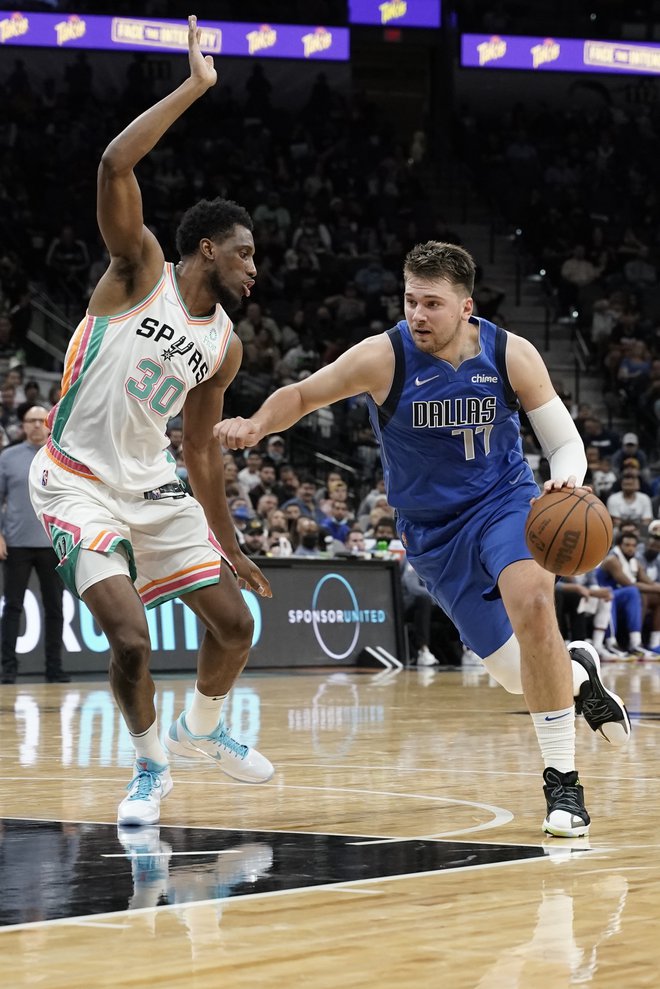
[217, 240, 631, 838]
[28, 17, 274, 828]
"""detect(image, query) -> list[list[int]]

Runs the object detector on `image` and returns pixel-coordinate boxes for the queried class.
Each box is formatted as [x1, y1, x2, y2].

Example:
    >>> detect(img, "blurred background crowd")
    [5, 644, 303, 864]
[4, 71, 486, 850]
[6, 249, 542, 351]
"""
[3, 0, 660, 664]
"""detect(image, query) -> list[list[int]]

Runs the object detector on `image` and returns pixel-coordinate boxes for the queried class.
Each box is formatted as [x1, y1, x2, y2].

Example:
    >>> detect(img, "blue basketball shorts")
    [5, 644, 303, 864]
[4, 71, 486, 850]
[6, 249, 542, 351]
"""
[398, 479, 539, 658]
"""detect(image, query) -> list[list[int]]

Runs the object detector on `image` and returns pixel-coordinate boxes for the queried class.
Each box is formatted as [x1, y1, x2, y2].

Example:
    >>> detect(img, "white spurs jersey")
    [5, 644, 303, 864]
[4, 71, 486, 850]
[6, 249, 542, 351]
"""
[46, 263, 233, 493]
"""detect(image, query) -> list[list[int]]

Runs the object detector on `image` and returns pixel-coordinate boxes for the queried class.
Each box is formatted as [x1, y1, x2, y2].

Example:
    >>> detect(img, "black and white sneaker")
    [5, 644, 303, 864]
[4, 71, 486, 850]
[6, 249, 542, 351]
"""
[542, 767, 591, 838]
[569, 640, 631, 747]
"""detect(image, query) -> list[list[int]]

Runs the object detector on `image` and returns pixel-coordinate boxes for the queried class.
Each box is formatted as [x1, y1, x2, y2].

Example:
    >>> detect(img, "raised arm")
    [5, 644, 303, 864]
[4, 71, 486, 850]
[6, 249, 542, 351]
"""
[91, 16, 217, 312]
[214, 333, 394, 450]
[506, 332, 587, 492]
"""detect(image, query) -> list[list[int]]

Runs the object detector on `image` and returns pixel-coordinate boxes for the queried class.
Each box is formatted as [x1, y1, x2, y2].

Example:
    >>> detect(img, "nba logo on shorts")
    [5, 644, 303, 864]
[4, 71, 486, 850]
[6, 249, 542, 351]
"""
[41, 469, 49, 487]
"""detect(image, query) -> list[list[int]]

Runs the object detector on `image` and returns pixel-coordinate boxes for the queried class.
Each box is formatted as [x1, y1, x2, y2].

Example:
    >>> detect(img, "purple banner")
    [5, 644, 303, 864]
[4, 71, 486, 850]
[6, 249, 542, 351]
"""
[349, 0, 440, 28]
[461, 33, 660, 75]
[0, 11, 349, 60]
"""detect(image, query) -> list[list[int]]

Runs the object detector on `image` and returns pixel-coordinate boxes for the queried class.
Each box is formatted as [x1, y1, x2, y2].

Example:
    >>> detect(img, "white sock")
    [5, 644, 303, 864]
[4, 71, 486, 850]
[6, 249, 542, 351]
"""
[186, 684, 227, 736]
[650, 631, 660, 649]
[130, 719, 168, 766]
[629, 631, 642, 649]
[592, 627, 605, 649]
[531, 707, 576, 773]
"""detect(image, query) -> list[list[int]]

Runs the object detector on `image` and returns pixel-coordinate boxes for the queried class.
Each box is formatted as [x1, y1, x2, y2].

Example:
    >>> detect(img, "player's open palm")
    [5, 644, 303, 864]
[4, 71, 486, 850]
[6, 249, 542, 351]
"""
[188, 14, 217, 89]
[214, 417, 263, 450]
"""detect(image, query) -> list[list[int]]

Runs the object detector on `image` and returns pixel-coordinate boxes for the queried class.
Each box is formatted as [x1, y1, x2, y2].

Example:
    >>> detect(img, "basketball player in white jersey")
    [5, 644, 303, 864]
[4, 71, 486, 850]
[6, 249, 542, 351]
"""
[29, 16, 273, 827]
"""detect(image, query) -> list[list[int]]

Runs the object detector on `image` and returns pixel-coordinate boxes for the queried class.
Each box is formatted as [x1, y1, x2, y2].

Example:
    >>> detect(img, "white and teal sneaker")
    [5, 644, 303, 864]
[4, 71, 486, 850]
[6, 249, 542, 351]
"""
[166, 713, 274, 783]
[117, 758, 173, 826]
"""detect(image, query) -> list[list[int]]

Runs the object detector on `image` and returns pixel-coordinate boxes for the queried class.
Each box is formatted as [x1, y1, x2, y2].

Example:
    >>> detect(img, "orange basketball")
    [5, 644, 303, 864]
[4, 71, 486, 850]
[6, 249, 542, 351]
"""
[524, 489, 613, 576]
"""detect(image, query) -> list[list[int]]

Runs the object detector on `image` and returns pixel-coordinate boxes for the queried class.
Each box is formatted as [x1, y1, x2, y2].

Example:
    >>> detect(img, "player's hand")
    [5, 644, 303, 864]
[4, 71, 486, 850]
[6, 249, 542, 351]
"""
[188, 14, 217, 89]
[0, 534, 7, 561]
[529, 477, 593, 506]
[543, 475, 593, 494]
[214, 417, 264, 450]
[229, 550, 272, 598]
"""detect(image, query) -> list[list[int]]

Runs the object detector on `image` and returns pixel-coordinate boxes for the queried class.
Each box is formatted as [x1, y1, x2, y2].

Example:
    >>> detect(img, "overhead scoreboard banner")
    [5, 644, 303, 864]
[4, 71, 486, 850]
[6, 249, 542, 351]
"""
[0, 11, 349, 60]
[8, 557, 405, 673]
[348, 1, 441, 28]
[461, 33, 660, 75]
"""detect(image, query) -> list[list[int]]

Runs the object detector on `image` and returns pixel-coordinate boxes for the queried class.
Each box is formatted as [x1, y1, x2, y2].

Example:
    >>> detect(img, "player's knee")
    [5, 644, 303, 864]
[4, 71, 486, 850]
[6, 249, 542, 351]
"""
[209, 608, 254, 653]
[482, 635, 523, 694]
[109, 630, 151, 684]
[514, 587, 556, 630]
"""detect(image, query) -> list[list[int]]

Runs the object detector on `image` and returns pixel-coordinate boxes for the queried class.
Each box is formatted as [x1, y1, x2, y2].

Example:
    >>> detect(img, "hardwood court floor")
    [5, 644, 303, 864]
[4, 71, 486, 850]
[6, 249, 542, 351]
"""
[0, 661, 659, 988]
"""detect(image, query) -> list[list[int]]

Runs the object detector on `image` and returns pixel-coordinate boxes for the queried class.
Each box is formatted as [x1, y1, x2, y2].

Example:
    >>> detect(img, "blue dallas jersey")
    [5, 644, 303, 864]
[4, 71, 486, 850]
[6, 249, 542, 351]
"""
[365, 315, 536, 524]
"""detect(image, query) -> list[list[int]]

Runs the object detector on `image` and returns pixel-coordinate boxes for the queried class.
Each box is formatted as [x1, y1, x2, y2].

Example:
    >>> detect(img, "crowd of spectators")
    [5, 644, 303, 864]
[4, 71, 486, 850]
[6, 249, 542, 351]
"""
[5, 21, 660, 666]
[459, 86, 660, 461]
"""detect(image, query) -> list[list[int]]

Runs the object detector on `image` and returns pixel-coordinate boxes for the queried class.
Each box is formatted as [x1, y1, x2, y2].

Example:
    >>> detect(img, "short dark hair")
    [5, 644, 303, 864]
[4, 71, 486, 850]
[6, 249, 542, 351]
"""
[175, 198, 253, 257]
[403, 241, 476, 295]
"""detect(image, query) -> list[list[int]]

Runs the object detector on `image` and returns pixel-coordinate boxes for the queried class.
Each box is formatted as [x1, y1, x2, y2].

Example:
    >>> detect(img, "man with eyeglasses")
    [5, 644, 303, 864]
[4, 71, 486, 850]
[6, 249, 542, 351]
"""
[0, 405, 68, 684]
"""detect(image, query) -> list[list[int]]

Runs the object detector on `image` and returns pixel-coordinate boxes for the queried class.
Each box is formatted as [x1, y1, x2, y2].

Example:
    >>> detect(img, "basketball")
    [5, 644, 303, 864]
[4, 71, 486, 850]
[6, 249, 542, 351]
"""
[525, 488, 613, 576]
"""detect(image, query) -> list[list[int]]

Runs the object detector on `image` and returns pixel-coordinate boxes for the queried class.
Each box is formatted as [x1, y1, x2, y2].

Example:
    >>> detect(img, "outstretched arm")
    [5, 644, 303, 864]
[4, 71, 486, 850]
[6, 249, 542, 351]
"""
[214, 334, 394, 450]
[91, 15, 217, 310]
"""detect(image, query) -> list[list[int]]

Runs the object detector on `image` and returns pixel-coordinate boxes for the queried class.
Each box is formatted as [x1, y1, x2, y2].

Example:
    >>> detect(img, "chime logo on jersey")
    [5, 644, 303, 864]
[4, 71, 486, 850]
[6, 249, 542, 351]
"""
[412, 395, 497, 429]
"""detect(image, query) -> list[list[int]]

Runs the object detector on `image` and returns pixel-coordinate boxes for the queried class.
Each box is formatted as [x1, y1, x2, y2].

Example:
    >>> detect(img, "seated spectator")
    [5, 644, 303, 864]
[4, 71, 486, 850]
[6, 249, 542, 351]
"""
[582, 416, 620, 460]
[318, 498, 353, 543]
[234, 302, 281, 346]
[616, 340, 651, 407]
[368, 516, 398, 550]
[293, 517, 324, 557]
[283, 475, 318, 519]
[555, 573, 613, 654]
[265, 434, 286, 465]
[242, 518, 267, 558]
[254, 492, 279, 521]
[356, 473, 387, 518]
[273, 464, 299, 504]
[238, 450, 263, 492]
[596, 532, 660, 659]
[228, 498, 253, 541]
[359, 497, 395, 533]
[607, 472, 653, 531]
[588, 452, 617, 502]
[341, 528, 370, 558]
[249, 458, 278, 509]
[611, 432, 650, 483]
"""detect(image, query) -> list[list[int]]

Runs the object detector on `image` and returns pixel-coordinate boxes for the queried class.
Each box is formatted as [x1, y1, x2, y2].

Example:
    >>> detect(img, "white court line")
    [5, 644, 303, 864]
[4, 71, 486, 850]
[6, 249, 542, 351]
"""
[0, 854, 554, 934]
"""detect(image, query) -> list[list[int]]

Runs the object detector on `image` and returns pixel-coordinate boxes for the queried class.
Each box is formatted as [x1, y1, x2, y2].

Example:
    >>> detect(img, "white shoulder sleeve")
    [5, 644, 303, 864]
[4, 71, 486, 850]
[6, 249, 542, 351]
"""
[526, 396, 587, 484]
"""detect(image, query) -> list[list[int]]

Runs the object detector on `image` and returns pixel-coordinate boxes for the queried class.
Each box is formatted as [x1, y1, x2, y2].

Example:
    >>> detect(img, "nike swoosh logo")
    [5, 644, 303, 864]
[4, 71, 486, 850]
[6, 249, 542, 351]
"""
[415, 374, 440, 387]
[508, 470, 525, 485]
[544, 712, 572, 722]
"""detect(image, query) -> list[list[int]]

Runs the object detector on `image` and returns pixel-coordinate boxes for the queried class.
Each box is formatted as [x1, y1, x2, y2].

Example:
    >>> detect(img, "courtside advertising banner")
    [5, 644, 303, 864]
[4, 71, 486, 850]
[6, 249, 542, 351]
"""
[461, 33, 660, 75]
[6, 558, 404, 673]
[348, 1, 441, 28]
[0, 11, 349, 60]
